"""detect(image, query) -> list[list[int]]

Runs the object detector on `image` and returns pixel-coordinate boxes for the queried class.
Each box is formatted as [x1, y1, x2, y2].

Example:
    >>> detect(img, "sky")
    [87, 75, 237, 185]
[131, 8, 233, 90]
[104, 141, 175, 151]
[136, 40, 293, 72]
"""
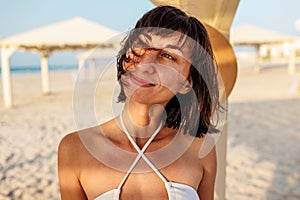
[0, 0, 300, 66]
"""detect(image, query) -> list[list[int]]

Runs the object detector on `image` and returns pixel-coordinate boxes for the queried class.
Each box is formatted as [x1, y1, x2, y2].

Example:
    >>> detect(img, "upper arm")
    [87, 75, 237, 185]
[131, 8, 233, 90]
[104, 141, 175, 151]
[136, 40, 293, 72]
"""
[197, 146, 217, 200]
[58, 133, 88, 200]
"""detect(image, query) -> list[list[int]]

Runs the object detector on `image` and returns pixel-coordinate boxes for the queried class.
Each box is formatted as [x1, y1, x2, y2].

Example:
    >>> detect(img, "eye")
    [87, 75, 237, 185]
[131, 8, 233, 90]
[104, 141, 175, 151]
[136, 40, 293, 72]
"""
[161, 52, 175, 61]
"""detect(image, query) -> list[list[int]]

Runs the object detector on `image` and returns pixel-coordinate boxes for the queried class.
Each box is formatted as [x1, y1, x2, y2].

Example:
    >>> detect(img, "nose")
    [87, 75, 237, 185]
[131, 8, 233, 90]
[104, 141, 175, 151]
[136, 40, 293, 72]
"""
[138, 50, 157, 74]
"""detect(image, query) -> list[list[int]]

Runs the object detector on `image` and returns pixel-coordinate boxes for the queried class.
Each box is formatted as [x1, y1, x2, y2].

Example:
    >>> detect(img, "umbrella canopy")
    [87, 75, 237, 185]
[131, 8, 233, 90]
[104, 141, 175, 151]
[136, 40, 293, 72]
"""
[0, 17, 120, 51]
[231, 24, 298, 45]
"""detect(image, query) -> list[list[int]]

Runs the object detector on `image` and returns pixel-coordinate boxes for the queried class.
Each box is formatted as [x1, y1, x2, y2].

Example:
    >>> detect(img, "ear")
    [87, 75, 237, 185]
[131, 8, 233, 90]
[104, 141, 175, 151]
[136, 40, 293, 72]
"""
[178, 79, 193, 94]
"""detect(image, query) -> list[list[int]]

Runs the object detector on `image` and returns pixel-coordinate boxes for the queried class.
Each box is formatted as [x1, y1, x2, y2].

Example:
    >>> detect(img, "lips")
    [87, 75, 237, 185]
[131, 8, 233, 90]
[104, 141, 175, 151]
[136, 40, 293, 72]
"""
[130, 75, 156, 87]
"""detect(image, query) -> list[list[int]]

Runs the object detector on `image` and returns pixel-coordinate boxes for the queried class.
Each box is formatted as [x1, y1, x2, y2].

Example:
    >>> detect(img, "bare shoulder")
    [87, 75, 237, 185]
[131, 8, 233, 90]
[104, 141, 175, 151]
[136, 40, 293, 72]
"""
[196, 134, 216, 160]
[57, 125, 106, 179]
[58, 131, 84, 164]
[187, 134, 217, 168]
[58, 125, 103, 154]
[59, 131, 83, 151]
[58, 120, 121, 164]
[58, 130, 95, 200]
[59, 132, 80, 148]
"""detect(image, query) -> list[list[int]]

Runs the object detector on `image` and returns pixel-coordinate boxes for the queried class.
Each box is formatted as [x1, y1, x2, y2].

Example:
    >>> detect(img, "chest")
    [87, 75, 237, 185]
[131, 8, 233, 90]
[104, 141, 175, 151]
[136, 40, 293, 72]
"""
[79, 151, 202, 199]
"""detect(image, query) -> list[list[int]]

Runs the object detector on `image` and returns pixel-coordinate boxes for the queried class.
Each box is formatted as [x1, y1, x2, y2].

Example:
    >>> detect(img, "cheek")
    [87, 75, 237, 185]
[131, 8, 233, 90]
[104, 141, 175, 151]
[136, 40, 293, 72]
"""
[158, 66, 189, 92]
[178, 62, 191, 79]
[159, 74, 183, 96]
[121, 75, 136, 97]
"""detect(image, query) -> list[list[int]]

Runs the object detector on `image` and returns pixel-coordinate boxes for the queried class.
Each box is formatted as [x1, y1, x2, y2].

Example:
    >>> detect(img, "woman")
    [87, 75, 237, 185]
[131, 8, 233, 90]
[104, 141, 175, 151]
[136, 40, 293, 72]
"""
[58, 5, 222, 200]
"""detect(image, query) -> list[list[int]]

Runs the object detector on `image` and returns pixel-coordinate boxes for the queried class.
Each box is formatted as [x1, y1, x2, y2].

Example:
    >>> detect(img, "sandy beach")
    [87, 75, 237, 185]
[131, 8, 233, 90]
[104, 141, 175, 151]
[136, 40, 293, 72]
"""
[0, 62, 300, 199]
[227, 64, 300, 200]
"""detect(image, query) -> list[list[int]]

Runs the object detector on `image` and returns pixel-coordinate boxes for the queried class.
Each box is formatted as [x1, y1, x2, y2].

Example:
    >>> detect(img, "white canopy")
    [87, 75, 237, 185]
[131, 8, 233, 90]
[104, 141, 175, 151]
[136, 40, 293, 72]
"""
[231, 24, 297, 45]
[1, 17, 120, 50]
[0, 17, 120, 108]
[230, 24, 299, 73]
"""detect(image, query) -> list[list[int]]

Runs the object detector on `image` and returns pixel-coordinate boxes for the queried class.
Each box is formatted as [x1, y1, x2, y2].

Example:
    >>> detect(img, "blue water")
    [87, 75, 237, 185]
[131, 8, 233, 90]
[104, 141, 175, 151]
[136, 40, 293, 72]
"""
[0, 65, 78, 75]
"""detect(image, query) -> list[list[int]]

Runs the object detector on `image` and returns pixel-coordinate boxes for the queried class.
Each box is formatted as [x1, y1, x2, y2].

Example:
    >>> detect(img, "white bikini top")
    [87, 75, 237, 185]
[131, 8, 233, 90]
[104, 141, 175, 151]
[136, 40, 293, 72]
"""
[94, 114, 200, 200]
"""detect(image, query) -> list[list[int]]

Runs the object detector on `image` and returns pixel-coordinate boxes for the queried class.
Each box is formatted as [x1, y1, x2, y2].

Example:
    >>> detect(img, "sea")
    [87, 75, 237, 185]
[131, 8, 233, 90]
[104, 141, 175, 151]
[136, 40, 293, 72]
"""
[0, 65, 78, 75]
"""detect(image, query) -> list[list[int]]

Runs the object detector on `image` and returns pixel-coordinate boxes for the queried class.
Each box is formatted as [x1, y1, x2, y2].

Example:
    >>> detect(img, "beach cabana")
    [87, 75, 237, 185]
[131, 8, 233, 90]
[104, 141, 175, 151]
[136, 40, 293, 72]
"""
[0, 17, 120, 108]
[150, 1, 239, 200]
[231, 24, 299, 73]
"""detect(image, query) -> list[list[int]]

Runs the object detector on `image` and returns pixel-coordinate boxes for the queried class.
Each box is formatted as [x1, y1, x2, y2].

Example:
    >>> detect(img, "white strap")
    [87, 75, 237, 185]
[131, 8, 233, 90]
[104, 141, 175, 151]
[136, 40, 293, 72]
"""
[118, 113, 168, 190]
[117, 125, 159, 189]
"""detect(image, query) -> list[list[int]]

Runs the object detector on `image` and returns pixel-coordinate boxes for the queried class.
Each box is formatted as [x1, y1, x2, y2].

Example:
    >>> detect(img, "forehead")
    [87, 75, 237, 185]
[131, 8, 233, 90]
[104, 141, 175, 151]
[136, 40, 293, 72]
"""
[134, 31, 192, 58]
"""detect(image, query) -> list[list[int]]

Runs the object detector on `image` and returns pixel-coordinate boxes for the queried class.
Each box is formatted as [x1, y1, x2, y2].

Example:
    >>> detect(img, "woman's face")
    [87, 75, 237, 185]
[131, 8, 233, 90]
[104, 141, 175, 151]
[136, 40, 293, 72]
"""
[121, 32, 192, 106]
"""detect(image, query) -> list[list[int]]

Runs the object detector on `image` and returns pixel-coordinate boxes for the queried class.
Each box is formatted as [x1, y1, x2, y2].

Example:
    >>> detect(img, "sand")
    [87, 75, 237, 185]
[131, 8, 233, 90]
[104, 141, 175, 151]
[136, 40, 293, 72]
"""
[0, 63, 300, 199]
[0, 71, 76, 199]
[227, 65, 300, 200]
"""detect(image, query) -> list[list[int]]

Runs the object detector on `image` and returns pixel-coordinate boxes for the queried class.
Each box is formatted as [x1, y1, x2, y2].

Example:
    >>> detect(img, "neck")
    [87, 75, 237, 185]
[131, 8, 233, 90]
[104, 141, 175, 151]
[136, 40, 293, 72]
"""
[126, 100, 165, 126]
[121, 100, 166, 146]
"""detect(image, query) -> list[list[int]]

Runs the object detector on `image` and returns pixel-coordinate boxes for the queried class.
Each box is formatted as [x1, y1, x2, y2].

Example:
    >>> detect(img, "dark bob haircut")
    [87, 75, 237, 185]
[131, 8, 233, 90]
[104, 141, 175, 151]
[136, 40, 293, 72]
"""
[116, 5, 221, 137]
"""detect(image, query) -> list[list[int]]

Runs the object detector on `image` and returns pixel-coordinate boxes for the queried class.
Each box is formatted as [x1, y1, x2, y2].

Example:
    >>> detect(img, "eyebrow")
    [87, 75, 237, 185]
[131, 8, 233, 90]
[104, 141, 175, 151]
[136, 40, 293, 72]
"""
[165, 44, 184, 52]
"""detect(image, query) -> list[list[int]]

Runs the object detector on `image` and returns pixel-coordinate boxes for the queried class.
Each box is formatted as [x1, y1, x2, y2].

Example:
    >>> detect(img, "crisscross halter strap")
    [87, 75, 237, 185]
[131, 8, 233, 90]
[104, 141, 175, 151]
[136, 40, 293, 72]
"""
[118, 113, 168, 189]
[94, 114, 200, 200]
